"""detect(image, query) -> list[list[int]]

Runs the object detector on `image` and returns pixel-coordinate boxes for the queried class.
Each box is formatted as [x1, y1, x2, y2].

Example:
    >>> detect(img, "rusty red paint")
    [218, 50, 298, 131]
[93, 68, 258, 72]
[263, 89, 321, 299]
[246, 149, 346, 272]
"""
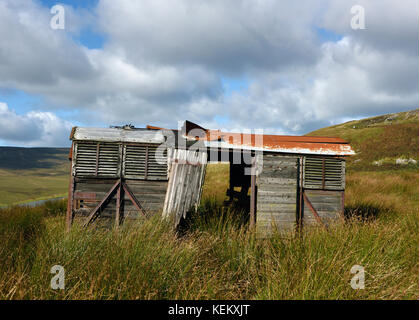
[200, 130, 354, 155]
[145, 121, 355, 155]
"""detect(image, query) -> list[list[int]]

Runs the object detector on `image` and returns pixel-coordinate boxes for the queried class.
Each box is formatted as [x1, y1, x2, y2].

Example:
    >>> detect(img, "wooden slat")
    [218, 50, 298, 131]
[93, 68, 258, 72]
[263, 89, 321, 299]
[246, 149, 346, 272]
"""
[303, 157, 345, 190]
[162, 149, 207, 225]
[256, 154, 298, 236]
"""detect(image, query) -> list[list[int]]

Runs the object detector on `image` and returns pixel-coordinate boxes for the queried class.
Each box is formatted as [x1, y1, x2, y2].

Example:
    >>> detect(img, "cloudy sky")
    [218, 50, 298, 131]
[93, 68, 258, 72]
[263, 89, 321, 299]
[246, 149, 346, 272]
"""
[0, 0, 418, 147]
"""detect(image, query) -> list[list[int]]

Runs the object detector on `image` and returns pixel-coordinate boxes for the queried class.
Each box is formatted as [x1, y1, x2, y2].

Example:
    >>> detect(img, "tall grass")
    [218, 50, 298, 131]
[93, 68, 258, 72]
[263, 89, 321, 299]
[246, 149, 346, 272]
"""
[0, 195, 417, 300]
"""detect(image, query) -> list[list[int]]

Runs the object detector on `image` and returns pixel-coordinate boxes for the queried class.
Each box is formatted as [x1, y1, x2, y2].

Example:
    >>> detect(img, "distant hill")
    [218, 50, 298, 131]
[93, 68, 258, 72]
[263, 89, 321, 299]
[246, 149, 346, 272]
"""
[307, 108, 419, 170]
[0, 147, 70, 206]
[0, 147, 69, 170]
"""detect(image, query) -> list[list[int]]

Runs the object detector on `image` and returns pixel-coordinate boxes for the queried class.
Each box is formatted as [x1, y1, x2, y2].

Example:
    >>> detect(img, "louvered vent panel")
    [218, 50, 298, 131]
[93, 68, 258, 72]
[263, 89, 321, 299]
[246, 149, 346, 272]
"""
[74, 142, 97, 176]
[123, 145, 147, 179]
[147, 145, 168, 180]
[303, 157, 345, 190]
[123, 144, 167, 180]
[97, 143, 120, 177]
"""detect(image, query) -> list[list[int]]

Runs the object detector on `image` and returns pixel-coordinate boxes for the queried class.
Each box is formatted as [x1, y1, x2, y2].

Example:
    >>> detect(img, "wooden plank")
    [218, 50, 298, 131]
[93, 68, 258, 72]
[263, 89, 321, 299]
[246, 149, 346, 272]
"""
[257, 211, 296, 221]
[257, 177, 297, 185]
[250, 157, 256, 228]
[256, 154, 298, 235]
[115, 180, 122, 228]
[66, 156, 75, 232]
[257, 195, 297, 205]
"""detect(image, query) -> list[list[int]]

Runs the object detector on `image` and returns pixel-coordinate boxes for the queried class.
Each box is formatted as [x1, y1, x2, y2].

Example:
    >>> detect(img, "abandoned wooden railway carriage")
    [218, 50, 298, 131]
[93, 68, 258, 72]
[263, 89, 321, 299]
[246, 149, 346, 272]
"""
[66, 126, 207, 230]
[66, 121, 354, 236]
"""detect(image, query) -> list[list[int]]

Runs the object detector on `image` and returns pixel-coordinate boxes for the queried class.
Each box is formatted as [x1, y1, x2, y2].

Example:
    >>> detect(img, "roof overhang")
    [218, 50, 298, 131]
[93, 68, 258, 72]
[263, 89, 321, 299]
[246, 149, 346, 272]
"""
[70, 120, 355, 156]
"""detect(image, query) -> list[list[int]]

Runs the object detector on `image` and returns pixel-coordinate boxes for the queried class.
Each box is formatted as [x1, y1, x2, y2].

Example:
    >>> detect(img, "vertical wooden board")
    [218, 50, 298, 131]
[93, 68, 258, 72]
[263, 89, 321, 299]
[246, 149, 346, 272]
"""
[256, 154, 299, 237]
[162, 149, 207, 226]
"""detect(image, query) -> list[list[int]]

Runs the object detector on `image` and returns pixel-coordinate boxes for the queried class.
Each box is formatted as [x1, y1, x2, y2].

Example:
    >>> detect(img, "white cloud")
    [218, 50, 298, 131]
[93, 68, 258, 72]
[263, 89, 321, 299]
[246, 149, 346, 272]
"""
[0, 102, 72, 147]
[0, 0, 419, 146]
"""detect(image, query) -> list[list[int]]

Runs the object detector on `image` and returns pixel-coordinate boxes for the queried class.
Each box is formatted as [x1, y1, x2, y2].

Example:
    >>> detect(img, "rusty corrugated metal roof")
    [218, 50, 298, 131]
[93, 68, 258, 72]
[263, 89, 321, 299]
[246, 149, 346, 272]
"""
[70, 120, 355, 156]
[181, 122, 355, 156]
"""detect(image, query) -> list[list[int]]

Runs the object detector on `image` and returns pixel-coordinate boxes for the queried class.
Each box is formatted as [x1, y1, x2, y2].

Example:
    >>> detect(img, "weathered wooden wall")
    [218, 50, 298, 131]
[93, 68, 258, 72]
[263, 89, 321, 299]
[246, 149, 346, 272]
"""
[69, 140, 169, 226]
[162, 148, 207, 226]
[256, 154, 299, 236]
[302, 190, 343, 227]
[73, 178, 168, 221]
[254, 153, 346, 236]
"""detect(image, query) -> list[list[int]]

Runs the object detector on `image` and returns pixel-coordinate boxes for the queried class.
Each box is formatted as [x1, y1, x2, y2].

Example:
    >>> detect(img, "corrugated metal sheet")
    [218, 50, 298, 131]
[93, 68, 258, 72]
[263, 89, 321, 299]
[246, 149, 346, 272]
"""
[180, 125, 355, 156]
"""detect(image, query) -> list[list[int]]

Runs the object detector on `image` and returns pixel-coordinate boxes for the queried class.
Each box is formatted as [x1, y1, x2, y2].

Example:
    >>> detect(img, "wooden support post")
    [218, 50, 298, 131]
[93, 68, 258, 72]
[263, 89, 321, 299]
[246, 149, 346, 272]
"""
[249, 156, 256, 228]
[115, 179, 123, 228]
[84, 180, 120, 227]
[66, 171, 75, 232]
[122, 182, 148, 217]
[297, 156, 304, 234]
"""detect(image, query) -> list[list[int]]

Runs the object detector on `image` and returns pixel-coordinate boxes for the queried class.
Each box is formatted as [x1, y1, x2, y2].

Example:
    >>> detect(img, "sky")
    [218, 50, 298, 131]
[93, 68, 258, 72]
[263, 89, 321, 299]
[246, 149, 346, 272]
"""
[0, 0, 418, 147]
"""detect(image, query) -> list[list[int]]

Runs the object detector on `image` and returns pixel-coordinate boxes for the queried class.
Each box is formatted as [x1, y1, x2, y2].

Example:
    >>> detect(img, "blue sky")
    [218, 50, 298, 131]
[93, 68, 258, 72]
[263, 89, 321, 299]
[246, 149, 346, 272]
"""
[0, 0, 418, 147]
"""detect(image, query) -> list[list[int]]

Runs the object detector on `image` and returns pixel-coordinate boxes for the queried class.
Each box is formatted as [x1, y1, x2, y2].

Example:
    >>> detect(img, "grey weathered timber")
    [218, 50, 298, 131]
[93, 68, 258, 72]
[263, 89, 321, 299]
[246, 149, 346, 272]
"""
[72, 127, 167, 144]
[84, 180, 121, 227]
[122, 182, 147, 217]
[162, 148, 207, 226]
[302, 189, 343, 227]
[73, 179, 168, 219]
[256, 154, 299, 236]
[250, 157, 256, 228]
[303, 157, 345, 190]
[69, 128, 170, 227]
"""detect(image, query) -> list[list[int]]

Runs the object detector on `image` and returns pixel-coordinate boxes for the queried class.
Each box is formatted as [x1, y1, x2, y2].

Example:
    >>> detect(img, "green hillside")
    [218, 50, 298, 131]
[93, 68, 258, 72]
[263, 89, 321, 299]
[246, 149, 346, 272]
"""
[307, 108, 419, 170]
[0, 147, 70, 206]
